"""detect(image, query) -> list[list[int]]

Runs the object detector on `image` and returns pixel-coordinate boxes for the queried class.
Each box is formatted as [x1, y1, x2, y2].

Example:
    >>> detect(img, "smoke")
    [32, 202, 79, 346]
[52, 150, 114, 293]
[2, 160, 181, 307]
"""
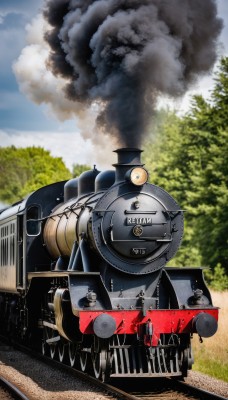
[13, 14, 93, 123]
[15, 1, 223, 148]
[13, 13, 119, 156]
[42, 0, 223, 147]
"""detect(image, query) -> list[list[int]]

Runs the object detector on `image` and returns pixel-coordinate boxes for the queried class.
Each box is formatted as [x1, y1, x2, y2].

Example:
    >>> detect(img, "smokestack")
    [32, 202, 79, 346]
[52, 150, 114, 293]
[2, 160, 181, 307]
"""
[113, 148, 143, 183]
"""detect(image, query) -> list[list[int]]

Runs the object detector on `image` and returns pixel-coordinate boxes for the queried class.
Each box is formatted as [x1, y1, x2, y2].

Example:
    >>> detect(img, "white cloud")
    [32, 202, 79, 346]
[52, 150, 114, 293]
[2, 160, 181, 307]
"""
[13, 14, 102, 130]
[12, 13, 118, 163]
[0, 129, 115, 170]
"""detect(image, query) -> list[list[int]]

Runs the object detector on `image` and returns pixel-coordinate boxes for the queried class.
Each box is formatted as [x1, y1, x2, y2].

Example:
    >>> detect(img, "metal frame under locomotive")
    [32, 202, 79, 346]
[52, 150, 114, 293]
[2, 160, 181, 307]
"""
[0, 148, 218, 382]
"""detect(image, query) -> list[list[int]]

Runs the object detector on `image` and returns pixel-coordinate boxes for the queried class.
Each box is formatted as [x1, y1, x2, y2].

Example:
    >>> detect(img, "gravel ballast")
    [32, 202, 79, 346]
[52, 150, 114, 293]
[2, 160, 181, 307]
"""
[0, 345, 115, 400]
[186, 370, 228, 398]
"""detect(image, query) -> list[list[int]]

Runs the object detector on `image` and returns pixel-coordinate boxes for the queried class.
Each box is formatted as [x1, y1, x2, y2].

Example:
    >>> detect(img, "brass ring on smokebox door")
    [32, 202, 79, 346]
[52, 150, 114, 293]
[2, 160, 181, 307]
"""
[132, 225, 143, 237]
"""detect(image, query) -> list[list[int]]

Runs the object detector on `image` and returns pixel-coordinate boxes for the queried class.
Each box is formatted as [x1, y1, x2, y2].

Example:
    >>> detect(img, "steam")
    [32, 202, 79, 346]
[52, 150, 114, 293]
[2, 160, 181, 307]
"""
[13, 14, 119, 156]
[13, 15, 94, 125]
[14, 1, 223, 148]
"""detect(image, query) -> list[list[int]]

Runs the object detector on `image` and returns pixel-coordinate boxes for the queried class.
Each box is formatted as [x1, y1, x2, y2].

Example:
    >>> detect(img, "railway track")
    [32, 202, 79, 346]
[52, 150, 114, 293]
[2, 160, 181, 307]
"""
[35, 350, 228, 400]
[0, 338, 227, 400]
[0, 376, 29, 400]
[113, 378, 228, 400]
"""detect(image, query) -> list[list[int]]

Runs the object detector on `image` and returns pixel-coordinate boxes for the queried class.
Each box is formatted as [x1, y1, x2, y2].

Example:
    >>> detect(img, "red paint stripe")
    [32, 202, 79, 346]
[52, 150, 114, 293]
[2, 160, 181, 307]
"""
[78, 308, 219, 335]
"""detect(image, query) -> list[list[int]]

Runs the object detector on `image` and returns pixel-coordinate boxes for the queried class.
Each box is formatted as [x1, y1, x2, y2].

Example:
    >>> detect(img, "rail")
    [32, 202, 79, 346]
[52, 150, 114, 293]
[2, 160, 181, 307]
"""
[0, 376, 29, 400]
[36, 352, 228, 400]
[1, 338, 227, 400]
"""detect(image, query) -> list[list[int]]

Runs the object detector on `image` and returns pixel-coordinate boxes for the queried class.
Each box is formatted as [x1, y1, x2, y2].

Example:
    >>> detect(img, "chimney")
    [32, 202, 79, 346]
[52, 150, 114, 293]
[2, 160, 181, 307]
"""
[113, 148, 143, 183]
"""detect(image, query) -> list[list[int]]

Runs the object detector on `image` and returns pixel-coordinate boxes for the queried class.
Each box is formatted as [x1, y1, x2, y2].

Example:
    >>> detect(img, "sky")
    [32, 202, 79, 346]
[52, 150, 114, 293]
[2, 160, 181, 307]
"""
[0, 0, 227, 171]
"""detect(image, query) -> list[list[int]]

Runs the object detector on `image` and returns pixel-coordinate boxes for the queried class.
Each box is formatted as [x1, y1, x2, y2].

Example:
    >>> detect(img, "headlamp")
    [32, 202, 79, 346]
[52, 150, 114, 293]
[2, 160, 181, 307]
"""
[129, 167, 148, 186]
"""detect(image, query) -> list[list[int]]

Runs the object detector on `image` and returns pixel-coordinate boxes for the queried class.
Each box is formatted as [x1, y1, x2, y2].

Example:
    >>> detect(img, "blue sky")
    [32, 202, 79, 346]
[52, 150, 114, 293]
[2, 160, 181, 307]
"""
[0, 0, 227, 170]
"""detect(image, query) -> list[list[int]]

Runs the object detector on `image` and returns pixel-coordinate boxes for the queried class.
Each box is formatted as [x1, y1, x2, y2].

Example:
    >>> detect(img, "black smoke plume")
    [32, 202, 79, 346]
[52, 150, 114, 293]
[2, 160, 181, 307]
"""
[43, 0, 223, 147]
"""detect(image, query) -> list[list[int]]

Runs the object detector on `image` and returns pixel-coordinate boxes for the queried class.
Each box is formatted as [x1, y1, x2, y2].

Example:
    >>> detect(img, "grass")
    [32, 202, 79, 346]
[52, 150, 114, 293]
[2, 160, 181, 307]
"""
[192, 290, 228, 382]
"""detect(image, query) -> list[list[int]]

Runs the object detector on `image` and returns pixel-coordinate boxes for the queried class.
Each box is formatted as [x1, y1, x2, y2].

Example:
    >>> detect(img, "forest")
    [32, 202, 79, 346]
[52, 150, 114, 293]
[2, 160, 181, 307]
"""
[0, 57, 227, 289]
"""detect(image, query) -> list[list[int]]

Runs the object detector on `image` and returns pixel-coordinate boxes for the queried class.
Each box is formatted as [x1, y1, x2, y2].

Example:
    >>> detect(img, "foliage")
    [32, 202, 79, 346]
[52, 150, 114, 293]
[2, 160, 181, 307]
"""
[72, 163, 90, 178]
[204, 264, 228, 291]
[0, 146, 71, 204]
[143, 111, 203, 267]
[192, 290, 228, 381]
[143, 57, 228, 280]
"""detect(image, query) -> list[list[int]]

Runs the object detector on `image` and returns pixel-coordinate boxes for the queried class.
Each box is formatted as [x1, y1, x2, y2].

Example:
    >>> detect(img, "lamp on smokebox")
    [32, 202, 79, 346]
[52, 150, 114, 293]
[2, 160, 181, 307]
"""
[126, 167, 149, 186]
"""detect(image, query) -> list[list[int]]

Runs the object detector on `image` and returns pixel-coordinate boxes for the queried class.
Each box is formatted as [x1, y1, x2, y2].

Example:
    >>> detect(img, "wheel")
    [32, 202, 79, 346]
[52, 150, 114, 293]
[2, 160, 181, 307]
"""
[41, 326, 49, 356]
[180, 346, 194, 377]
[80, 351, 88, 372]
[92, 350, 104, 379]
[91, 344, 110, 381]
[68, 343, 77, 367]
[49, 330, 58, 359]
[50, 342, 57, 359]
[58, 340, 67, 363]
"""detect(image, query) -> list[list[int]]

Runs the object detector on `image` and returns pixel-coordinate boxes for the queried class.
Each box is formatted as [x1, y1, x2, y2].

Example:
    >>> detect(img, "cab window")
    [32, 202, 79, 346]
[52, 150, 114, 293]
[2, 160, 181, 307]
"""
[26, 205, 41, 236]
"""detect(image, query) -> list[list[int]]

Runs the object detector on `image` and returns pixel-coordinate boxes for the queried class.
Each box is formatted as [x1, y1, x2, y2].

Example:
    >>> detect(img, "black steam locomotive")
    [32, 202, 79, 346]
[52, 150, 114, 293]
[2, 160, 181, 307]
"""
[0, 148, 218, 381]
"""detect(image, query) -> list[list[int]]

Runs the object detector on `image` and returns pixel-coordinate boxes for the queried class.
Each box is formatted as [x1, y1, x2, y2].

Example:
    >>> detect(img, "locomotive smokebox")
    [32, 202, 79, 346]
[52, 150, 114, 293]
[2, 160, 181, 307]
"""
[92, 146, 184, 274]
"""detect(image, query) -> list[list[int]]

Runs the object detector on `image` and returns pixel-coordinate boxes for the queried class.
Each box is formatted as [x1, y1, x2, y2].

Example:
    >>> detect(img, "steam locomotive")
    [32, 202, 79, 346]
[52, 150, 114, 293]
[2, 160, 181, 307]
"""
[0, 148, 218, 381]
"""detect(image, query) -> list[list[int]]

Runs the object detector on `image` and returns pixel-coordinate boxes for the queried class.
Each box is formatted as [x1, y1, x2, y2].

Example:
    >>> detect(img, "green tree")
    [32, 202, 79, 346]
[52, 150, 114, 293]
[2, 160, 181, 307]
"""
[143, 57, 228, 279]
[0, 146, 71, 204]
[143, 111, 203, 267]
[179, 58, 228, 274]
[72, 163, 90, 178]
[204, 264, 228, 291]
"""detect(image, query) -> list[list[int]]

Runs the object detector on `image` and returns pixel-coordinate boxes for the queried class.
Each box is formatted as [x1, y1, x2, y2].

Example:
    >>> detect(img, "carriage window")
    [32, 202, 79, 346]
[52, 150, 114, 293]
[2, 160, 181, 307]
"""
[27, 205, 41, 236]
[0, 223, 15, 267]
[10, 222, 16, 265]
